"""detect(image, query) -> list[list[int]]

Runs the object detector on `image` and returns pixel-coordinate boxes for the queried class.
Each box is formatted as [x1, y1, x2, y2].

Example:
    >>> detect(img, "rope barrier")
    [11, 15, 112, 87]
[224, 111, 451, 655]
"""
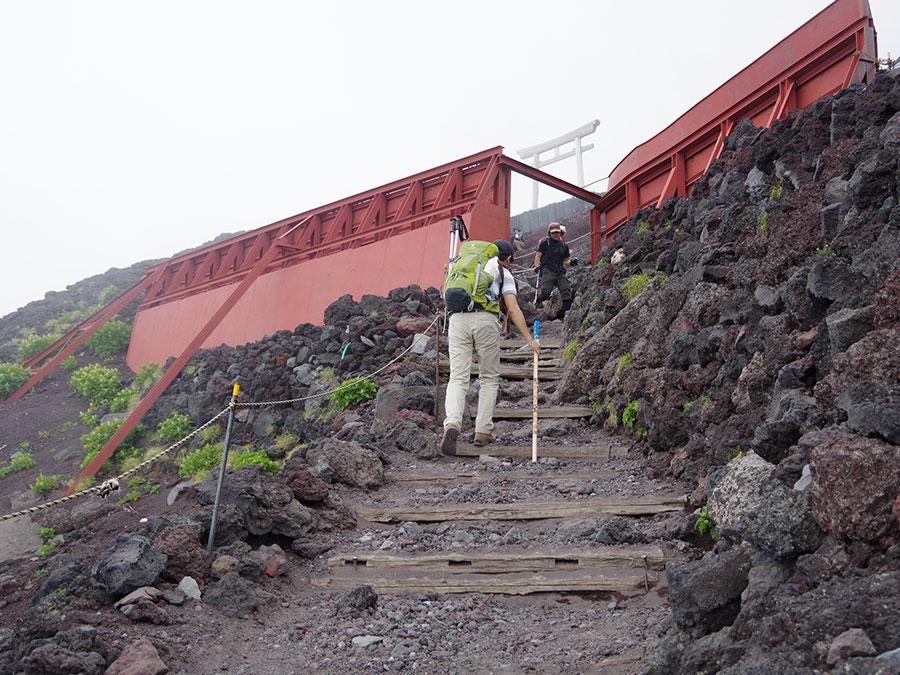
[0, 312, 441, 523]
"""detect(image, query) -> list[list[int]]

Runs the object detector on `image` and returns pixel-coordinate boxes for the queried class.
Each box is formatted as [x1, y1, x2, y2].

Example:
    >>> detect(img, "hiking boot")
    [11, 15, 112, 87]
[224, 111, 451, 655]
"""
[440, 425, 459, 456]
[473, 433, 496, 447]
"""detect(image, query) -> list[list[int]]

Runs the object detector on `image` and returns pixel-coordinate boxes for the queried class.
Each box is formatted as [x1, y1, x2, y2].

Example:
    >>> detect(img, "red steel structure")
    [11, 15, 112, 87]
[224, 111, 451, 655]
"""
[591, 0, 878, 259]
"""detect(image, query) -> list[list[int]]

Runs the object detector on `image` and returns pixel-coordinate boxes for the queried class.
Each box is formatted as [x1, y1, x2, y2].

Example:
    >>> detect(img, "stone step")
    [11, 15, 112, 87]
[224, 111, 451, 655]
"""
[384, 470, 618, 484]
[355, 495, 687, 523]
[500, 337, 562, 349]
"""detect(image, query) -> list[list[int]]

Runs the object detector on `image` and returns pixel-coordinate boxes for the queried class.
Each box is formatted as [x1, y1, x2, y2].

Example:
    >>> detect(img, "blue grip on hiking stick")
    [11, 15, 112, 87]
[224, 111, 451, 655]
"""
[534, 320, 540, 341]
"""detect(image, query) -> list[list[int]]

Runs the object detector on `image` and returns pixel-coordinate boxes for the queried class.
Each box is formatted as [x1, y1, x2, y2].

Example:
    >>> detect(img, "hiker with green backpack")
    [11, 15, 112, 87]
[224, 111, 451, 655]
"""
[440, 239, 540, 456]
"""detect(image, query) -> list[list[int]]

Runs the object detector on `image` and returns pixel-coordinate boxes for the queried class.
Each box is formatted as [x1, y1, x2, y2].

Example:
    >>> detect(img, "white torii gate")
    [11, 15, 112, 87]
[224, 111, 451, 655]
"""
[516, 119, 600, 210]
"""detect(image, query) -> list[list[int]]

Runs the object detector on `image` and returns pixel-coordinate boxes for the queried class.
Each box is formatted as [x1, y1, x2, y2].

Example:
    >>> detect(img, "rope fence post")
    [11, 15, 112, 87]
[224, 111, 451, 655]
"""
[207, 384, 240, 554]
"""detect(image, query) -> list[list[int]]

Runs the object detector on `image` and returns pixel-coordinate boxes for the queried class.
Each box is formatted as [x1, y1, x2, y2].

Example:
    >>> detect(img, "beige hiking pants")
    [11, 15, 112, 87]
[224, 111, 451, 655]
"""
[444, 310, 501, 435]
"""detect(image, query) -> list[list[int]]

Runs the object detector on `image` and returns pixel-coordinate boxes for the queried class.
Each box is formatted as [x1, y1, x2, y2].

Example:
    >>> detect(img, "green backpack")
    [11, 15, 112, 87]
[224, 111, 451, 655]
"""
[444, 240, 500, 314]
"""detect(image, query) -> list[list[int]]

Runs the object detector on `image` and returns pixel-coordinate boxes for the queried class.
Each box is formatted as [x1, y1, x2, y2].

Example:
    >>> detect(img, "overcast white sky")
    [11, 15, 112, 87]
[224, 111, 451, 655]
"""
[1, 0, 898, 319]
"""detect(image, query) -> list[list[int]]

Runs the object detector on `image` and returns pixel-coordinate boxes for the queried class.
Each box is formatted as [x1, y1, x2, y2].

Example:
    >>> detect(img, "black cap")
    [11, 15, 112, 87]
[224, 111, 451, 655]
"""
[493, 239, 515, 262]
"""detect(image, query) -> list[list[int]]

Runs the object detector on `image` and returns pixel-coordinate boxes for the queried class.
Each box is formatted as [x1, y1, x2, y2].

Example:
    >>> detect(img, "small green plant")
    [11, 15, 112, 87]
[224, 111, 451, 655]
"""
[157, 412, 194, 443]
[19, 440, 30, 451]
[56, 587, 67, 596]
[664, 218, 674, 230]
[179, 443, 224, 479]
[274, 432, 297, 451]
[621, 273, 651, 301]
[562, 340, 582, 364]
[110, 387, 140, 413]
[594, 257, 607, 268]
[98, 284, 118, 303]
[768, 182, 784, 201]
[84, 321, 132, 358]
[69, 475, 96, 492]
[39, 544, 55, 557]
[264, 423, 276, 435]
[33, 568, 47, 578]
[70, 364, 122, 406]
[31, 474, 62, 495]
[622, 400, 640, 429]
[37, 430, 50, 440]
[605, 401, 619, 429]
[80, 420, 144, 473]
[61, 356, 78, 372]
[79, 410, 100, 427]
[614, 352, 634, 377]
[0, 362, 30, 399]
[757, 211, 769, 237]
[18, 333, 62, 362]
[232, 449, 280, 475]
[37, 527, 56, 540]
[636, 426, 648, 439]
[588, 393, 604, 423]
[816, 246, 832, 255]
[695, 502, 718, 540]
[0, 452, 37, 478]
[135, 362, 163, 389]
[727, 447, 743, 463]
[331, 376, 378, 410]
[321, 366, 336, 380]
[117, 490, 142, 505]
[636, 220, 651, 233]
[199, 423, 221, 443]
[62, 421, 78, 431]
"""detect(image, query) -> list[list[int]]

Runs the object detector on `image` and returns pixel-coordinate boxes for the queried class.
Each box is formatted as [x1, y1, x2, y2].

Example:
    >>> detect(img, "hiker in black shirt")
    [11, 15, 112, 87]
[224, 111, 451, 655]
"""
[534, 222, 572, 318]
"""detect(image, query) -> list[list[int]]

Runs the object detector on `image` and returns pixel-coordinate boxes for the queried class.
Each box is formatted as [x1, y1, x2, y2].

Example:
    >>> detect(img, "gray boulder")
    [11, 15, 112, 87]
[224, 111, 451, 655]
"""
[91, 535, 167, 597]
[306, 439, 384, 489]
[707, 451, 774, 531]
[203, 572, 262, 617]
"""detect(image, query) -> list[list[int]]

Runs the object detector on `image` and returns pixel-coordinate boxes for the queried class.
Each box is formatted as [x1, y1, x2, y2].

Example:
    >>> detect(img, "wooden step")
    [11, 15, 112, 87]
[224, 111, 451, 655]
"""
[440, 363, 562, 380]
[475, 405, 593, 419]
[454, 444, 628, 459]
[500, 351, 560, 363]
[385, 470, 618, 484]
[355, 495, 687, 523]
[311, 568, 654, 595]
[327, 545, 668, 573]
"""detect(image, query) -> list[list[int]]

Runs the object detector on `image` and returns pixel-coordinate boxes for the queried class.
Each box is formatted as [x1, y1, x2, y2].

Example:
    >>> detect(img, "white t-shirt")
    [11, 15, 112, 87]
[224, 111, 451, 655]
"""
[484, 257, 517, 302]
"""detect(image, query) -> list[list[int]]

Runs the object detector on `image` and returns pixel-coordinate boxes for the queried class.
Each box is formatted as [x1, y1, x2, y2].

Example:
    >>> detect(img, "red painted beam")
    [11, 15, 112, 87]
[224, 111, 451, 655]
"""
[497, 155, 603, 205]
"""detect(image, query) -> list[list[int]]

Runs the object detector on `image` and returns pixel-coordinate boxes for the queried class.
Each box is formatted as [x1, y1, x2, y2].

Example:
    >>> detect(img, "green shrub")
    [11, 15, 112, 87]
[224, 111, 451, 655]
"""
[80, 420, 143, 472]
[274, 433, 297, 451]
[79, 411, 100, 427]
[31, 474, 62, 495]
[38, 431, 50, 439]
[62, 421, 78, 431]
[636, 221, 650, 233]
[98, 284, 118, 303]
[179, 443, 224, 479]
[768, 183, 784, 201]
[109, 387, 140, 413]
[232, 449, 280, 475]
[562, 340, 582, 364]
[331, 377, 378, 410]
[70, 364, 122, 405]
[757, 211, 769, 237]
[135, 362, 163, 389]
[594, 257, 607, 268]
[38, 527, 56, 539]
[621, 273, 651, 301]
[84, 321, 132, 358]
[199, 423, 221, 443]
[0, 362, 30, 398]
[61, 356, 78, 372]
[19, 333, 62, 361]
[117, 491, 142, 505]
[321, 366, 336, 380]
[0, 452, 36, 478]
[157, 412, 194, 443]
[38, 544, 54, 557]
[622, 400, 640, 429]
[636, 425, 648, 439]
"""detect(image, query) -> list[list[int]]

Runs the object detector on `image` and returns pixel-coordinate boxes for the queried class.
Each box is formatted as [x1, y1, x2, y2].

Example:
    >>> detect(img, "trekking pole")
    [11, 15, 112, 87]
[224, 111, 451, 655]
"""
[532, 320, 540, 463]
[534, 268, 541, 306]
[207, 384, 239, 554]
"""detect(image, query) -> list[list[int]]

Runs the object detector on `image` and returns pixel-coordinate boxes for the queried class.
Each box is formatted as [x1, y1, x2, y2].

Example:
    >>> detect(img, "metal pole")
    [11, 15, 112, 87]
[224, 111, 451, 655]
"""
[532, 321, 540, 463]
[434, 314, 441, 426]
[207, 384, 240, 554]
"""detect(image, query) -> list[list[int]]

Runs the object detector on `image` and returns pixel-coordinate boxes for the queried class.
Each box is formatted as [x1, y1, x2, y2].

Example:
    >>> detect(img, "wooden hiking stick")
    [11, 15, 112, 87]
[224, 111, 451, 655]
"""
[532, 320, 540, 463]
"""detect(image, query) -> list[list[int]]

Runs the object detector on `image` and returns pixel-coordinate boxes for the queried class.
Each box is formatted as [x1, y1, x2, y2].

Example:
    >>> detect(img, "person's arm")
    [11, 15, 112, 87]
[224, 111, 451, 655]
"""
[563, 244, 571, 266]
[503, 292, 540, 354]
[534, 251, 542, 268]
